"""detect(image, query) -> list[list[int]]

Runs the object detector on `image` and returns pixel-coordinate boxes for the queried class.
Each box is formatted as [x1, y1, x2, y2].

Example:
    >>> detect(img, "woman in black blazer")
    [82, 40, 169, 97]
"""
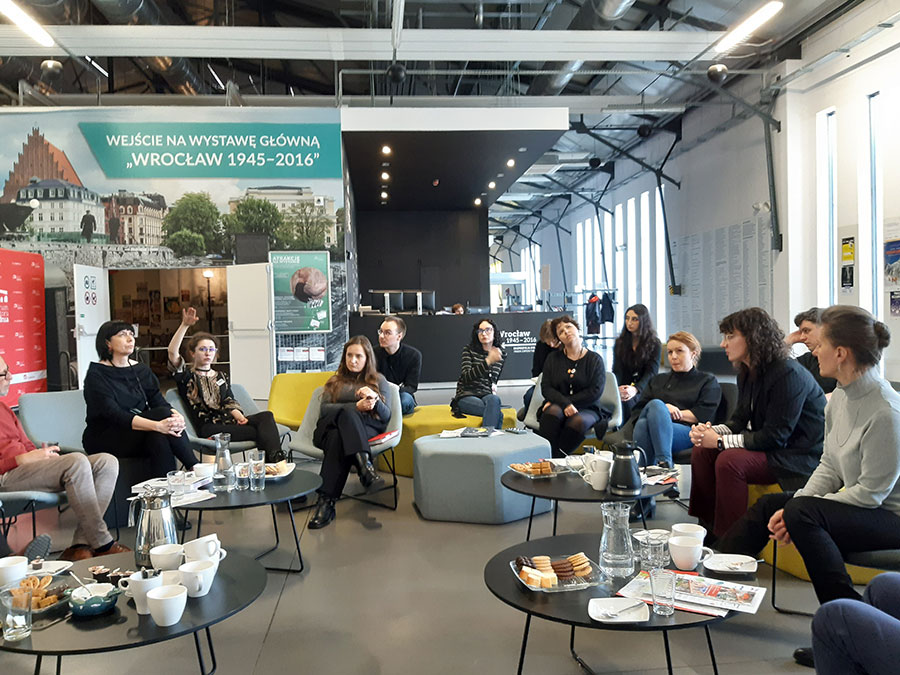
[688, 308, 826, 538]
[612, 304, 661, 421]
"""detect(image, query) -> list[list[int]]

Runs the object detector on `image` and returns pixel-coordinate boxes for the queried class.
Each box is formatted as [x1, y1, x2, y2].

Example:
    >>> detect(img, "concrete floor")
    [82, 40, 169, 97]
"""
[3, 384, 829, 674]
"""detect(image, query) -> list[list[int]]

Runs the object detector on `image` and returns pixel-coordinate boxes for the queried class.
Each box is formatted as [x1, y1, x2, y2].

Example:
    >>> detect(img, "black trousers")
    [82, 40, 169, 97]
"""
[315, 408, 380, 499]
[86, 426, 196, 478]
[200, 411, 282, 458]
[537, 405, 601, 458]
[717, 492, 900, 603]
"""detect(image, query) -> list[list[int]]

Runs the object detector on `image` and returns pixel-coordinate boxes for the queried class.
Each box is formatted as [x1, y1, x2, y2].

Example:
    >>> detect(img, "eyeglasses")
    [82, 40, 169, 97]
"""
[476, 327, 494, 335]
[377, 329, 397, 337]
[195, 346, 217, 353]
[0, 370, 9, 379]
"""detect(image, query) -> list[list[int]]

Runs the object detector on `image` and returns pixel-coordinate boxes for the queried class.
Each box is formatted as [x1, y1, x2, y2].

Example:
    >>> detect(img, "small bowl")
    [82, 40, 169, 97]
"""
[69, 582, 122, 616]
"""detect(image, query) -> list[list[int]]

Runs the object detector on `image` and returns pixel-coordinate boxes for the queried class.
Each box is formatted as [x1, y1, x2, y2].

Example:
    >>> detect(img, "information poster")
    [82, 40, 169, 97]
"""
[0, 249, 47, 405]
[271, 251, 331, 333]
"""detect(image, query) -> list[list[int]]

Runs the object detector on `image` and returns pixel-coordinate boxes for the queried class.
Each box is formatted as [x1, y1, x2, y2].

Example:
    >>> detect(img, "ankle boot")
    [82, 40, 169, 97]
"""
[355, 452, 385, 493]
[308, 496, 336, 529]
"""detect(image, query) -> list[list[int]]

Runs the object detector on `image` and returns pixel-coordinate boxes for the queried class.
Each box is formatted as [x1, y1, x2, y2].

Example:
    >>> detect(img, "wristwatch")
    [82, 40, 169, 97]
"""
[717, 437, 725, 452]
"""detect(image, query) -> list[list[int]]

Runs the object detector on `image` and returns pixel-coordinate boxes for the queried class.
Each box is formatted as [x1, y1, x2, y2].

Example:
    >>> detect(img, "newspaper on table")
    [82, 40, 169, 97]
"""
[131, 473, 212, 493]
[617, 571, 766, 616]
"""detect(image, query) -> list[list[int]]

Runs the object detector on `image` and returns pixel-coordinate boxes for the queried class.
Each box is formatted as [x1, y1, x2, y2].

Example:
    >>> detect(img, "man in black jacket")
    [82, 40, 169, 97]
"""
[374, 316, 422, 415]
[786, 307, 837, 396]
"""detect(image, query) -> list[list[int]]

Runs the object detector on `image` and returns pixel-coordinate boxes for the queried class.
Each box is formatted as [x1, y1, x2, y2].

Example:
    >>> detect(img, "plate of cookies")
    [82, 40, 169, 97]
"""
[508, 461, 567, 479]
[264, 461, 296, 480]
[2, 574, 71, 616]
[510, 552, 604, 592]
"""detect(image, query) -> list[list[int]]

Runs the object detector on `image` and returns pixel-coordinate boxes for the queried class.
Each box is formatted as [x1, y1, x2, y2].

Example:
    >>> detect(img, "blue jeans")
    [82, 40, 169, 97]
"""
[632, 398, 693, 467]
[813, 572, 900, 675]
[457, 394, 503, 429]
[399, 391, 416, 415]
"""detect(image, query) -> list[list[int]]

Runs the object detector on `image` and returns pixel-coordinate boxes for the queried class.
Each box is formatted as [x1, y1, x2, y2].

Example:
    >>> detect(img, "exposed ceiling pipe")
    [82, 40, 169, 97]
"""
[527, 0, 638, 96]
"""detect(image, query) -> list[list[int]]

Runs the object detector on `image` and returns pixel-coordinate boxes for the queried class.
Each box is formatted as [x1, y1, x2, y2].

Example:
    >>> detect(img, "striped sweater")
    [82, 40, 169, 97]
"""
[451, 343, 507, 411]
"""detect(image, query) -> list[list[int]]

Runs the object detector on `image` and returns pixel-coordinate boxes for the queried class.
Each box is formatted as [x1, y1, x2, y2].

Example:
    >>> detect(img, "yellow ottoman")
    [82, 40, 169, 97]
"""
[379, 405, 517, 477]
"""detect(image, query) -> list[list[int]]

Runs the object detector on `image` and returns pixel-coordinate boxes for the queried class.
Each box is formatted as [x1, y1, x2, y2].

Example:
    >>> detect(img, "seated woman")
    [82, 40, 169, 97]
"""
[309, 336, 392, 530]
[631, 331, 721, 468]
[168, 307, 285, 462]
[612, 304, 661, 421]
[538, 315, 605, 458]
[716, 305, 900, 666]
[83, 321, 197, 479]
[450, 319, 507, 429]
[522, 319, 560, 414]
[689, 307, 826, 538]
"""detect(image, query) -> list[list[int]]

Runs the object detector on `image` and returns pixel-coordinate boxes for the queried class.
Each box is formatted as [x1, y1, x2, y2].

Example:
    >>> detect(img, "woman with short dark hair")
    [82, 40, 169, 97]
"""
[612, 304, 661, 420]
[538, 315, 605, 458]
[450, 318, 507, 428]
[83, 320, 197, 479]
[689, 307, 826, 538]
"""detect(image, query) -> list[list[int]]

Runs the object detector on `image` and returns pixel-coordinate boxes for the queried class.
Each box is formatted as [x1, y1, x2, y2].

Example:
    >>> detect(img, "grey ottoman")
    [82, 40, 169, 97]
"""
[413, 432, 553, 524]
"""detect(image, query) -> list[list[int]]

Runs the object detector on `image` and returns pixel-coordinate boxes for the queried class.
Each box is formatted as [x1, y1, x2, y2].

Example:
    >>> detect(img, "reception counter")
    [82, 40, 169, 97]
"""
[349, 311, 561, 383]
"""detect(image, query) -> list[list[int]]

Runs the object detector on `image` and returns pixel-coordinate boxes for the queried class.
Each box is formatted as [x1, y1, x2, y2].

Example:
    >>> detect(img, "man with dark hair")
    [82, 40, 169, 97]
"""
[374, 316, 422, 415]
[787, 307, 837, 396]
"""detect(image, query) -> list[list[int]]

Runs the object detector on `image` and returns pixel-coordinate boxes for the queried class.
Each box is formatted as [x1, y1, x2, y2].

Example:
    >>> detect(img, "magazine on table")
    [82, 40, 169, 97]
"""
[131, 472, 212, 494]
[617, 571, 766, 615]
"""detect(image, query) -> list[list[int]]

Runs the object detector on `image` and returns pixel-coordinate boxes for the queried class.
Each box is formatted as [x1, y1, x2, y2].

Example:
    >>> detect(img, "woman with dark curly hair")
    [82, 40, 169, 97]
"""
[612, 304, 661, 421]
[450, 318, 507, 428]
[688, 307, 826, 539]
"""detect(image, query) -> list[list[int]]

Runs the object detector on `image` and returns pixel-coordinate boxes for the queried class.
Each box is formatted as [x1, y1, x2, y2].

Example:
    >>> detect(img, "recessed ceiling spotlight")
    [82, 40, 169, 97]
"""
[488, 181, 496, 189]
[381, 145, 392, 155]
[474, 198, 482, 206]
[381, 171, 390, 180]
[518, 147, 527, 153]
[380, 191, 388, 199]
[432, 179, 440, 187]
[506, 159, 515, 168]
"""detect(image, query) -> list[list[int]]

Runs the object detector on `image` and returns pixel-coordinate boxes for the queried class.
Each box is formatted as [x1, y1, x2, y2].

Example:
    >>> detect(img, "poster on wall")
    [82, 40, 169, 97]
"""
[270, 251, 331, 332]
[884, 222, 900, 289]
[0, 250, 46, 405]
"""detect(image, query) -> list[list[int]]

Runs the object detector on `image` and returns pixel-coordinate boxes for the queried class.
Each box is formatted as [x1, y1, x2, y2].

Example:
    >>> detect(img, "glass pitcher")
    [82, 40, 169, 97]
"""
[599, 502, 635, 578]
[212, 432, 235, 492]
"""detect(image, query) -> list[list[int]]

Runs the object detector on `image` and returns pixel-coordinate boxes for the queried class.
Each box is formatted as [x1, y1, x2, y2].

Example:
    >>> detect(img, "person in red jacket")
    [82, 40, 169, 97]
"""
[0, 353, 128, 561]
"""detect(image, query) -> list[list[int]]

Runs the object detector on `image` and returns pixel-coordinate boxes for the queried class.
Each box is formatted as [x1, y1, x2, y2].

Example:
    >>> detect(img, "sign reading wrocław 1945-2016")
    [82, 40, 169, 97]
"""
[270, 251, 332, 333]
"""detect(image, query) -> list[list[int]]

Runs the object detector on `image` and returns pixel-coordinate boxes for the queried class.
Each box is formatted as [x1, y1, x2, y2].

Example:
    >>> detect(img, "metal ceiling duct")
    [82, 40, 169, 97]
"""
[527, 0, 637, 96]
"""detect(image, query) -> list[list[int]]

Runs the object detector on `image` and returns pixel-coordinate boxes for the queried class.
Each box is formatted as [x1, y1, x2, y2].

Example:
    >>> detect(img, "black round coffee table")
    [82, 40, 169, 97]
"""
[484, 533, 731, 675]
[0, 551, 265, 675]
[177, 468, 321, 574]
[501, 470, 674, 540]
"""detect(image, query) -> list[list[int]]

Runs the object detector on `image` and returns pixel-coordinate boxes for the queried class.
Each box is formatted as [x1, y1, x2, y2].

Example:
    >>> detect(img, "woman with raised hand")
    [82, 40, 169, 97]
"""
[83, 321, 197, 479]
[631, 331, 721, 468]
[612, 304, 661, 421]
[688, 307, 825, 539]
[168, 307, 285, 462]
[309, 336, 392, 530]
[450, 318, 507, 429]
[538, 315, 605, 458]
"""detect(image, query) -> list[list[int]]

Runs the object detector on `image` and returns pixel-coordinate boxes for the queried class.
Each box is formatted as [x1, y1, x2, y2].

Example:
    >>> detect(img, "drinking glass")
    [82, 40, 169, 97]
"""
[167, 470, 185, 497]
[646, 533, 670, 570]
[649, 569, 676, 616]
[235, 463, 250, 491]
[249, 450, 266, 492]
[1, 587, 33, 641]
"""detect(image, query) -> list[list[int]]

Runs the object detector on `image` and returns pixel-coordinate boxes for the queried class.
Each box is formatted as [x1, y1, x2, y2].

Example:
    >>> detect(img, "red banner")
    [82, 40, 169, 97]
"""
[0, 249, 47, 406]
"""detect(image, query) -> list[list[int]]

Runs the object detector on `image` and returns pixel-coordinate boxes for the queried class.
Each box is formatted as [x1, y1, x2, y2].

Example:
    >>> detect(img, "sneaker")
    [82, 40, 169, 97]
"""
[23, 534, 52, 561]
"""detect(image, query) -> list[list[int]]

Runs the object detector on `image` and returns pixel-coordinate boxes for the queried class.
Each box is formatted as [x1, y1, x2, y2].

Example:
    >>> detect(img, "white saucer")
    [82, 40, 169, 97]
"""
[703, 554, 758, 574]
[24, 560, 73, 577]
[588, 597, 650, 623]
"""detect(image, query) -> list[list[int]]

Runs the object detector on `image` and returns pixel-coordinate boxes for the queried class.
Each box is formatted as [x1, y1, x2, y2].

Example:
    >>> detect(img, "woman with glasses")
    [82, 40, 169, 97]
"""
[83, 320, 197, 480]
[167, 308, 285, 462]
[450, 319, 507, 428]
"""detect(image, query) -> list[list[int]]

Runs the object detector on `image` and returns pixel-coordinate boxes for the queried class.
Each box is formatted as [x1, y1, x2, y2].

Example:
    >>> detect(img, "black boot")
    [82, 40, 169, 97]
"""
[308, 496, 336, 529]
[355, 453, 385, 493]
[793, 647, 814, 668]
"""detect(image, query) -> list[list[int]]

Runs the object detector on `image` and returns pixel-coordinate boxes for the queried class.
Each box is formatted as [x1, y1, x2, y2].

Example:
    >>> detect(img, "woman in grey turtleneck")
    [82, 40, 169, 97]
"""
[717, 305, 900, 667]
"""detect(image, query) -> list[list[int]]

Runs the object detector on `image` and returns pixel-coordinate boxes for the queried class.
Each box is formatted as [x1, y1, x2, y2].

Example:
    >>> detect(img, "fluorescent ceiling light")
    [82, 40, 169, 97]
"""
[715, 1, 784, 54]
[207, 64, 225, 89]
[84, 56, 108, 78]
[604, 104, 686, 114]
[0, 0, 55, 47]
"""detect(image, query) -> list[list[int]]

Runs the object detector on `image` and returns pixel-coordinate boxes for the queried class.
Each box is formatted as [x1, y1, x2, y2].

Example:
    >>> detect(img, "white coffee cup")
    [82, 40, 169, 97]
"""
[582, 454, 613, 473]
[146, 584, 187, 627]
[671, 523, 707, 543]
[193, 463, 215, 479]
[178, 560, 216, 598]
[159, 570, 181, 586]
[186, 548, 227, 574]
[150, 543, 184, 571]
[0, 556, 28, 586]
[118, 571, 162, 615]
[183, 537, 219, 560]
[581, 468, 610, 491]
[668, 535, 714, 570]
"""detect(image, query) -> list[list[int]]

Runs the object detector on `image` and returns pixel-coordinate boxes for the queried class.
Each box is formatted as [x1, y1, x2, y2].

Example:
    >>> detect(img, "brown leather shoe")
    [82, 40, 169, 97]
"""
[93, 542, 132, 557]
[59, 545, 93, 562]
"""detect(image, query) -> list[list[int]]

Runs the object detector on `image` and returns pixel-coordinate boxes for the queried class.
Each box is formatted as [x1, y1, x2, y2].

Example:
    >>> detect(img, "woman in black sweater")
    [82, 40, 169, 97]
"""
[631, 331, 721, 467]
[538, 315, 606, 458]
[309, 336, 392, 530]
[612, 304, 661, 420]
[450, 319, 507, 428]
[83, 321, 197, 479]
[688, 307, 826, 538]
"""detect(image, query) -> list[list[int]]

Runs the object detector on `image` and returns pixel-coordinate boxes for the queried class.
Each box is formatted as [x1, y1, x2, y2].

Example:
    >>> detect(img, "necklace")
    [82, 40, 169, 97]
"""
[195, 368, 212, 372]
[566, 347, 587, 395]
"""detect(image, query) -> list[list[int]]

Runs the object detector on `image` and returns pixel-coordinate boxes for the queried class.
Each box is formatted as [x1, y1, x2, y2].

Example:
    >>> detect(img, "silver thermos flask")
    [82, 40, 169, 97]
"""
[128, 486, 178, 568]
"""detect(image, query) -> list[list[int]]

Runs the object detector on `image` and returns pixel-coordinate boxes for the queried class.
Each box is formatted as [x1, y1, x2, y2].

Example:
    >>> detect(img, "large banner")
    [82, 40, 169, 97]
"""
[271, 251, 332, 333]
[0, 249, 47, 405]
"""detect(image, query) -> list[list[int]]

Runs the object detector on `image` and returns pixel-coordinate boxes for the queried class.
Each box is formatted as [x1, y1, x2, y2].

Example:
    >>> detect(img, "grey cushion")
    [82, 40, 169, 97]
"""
[18, 390, 86, 453]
